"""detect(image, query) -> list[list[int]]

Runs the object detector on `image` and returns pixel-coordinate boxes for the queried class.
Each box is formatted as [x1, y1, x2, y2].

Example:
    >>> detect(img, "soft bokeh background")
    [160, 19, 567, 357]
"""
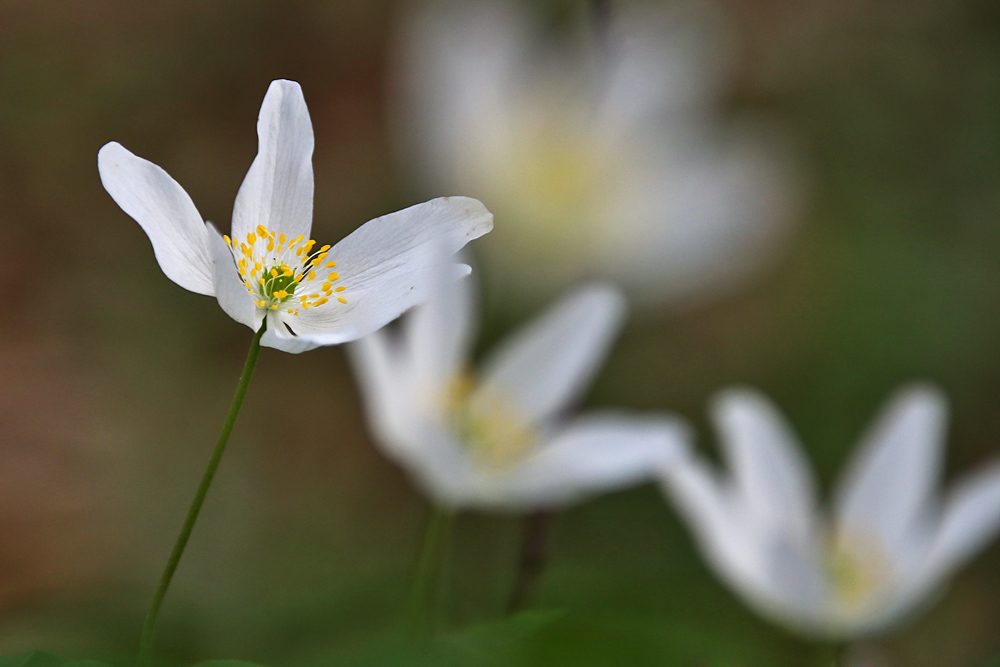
[2, 0, 1000, 665]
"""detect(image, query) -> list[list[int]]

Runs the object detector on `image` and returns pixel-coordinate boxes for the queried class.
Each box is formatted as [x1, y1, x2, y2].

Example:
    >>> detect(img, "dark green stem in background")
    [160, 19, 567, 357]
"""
[406, 505, 455, 635]
[816, 641, 846, 667]
[139, 319, 268, 664]
[507, 511, 553, 614]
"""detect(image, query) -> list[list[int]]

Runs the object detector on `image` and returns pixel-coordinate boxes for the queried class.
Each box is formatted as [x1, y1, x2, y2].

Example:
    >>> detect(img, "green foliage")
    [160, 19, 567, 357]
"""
[0, 653, 111, 667]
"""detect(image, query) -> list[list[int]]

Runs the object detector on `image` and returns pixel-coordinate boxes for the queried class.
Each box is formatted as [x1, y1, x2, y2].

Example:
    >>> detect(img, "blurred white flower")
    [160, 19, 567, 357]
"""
[349, 262, 687, 509]
[99, 79, 492, 353]
[661, 385, 1000, 638]
[393, 0, 801, 307]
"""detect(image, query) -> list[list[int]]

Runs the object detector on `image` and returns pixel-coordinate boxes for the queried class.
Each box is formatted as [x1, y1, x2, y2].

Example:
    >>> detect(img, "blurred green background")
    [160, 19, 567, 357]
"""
[2, 0, 1000, 665]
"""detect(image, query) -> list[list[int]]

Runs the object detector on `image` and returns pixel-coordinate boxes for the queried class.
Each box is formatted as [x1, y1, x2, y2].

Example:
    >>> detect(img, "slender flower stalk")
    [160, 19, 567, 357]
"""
[507, 511, 553, 613]
[406, 506, 455, 635]
[139, 319, 267, 663]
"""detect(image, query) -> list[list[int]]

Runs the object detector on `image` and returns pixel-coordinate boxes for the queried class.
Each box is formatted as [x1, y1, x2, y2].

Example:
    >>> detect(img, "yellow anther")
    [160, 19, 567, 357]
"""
[296, 247, 304, 256]
[256, 225, 267, 236]
[267, 239, 274, 252]
[259, 278, 265, 285]
[325, 261, 337, 268]
[270, 269, 278, 278]
[279, 233, 286, 244]
[296, 234, 304, 243]
[295, 274, 304, 282]
[308, 270, 316, 281]
[335, 286, 346, 292]
[299, 295, 308, 302]
[324, 290, 332, 296]
[274, 290, 289, 299]
[224, 235, 231, 246]
[241, 243, 250, 256]
[314, 297, 329, 306]
[282, 269, 292, 277]
[309, 293, 320, 298]
[319, 245, 331, 252]
[321, 282, 332, 291]
[270, 305, 278, 310]
[239, 267, 247, 276]
[328, 273, 339, 280]
[254, 262, 261, 271]
[310, 258, 321, 267]
[337, 296, 347, 304]
[304, 239, 315, 248]
[248, 232, 256, 245]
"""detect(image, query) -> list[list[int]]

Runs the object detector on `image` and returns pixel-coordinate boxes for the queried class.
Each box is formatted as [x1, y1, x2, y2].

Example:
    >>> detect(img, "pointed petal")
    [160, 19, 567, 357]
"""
[98, 142, 214, 295]
[270, 197, 492, 345]
[926, 459, 1000, 581]
[660, 455, 776, 605]
[710, 388, 817, 543]
[206, 224, 256, 329]
[260, 324, 321, 354]
[231, 79, 314, 244]
[833, 385, 948, 559]
[661, 451, 829, 632]
[347, 331, 412, 446]
[404, 253, 478, 394]
[473, 284, 626, 426]
[487, 411, 688, 509]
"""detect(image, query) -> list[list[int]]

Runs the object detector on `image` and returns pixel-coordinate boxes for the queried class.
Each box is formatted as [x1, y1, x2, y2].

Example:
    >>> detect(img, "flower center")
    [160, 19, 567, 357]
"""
[224, 224, 347, 316]
[443, 375, 538, 471]
[825, 529, 890, 616]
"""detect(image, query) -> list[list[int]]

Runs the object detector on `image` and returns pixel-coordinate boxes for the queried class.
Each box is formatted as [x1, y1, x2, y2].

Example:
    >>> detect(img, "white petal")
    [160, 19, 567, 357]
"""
[926, 459, 1000, 581]
[231, 79, 314, 244]
[660, 456, 777, 608]
[260, 322, 321, 354]
[206, 224, 256, 329]
[661, 452, 829, 632]
[98, 142, 214, 295]
[392, 0, 530, 189]
[269, 197, 492, 345]
[833, 385, 948, 560]
[347, 331, 412, 447]
[711, 388, 817, 545]
[484, 411, 689, 509]
[473, 284, 626, 426]
[595, 2, 730, 135]
[404, 253, 477, 393]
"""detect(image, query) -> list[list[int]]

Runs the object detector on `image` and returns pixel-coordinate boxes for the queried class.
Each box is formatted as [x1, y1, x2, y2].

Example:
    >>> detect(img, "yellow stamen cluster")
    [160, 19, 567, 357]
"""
[223, 225, 347, 316]
[442, 375, 537, 470]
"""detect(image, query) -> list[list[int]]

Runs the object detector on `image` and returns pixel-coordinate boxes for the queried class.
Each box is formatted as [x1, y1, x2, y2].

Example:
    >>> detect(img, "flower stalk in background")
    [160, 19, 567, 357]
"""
[393, 0, 801, 308]
[349, 258, 687, 619]
[661, 385, 1000, 639]
[98, 79, 492, 661]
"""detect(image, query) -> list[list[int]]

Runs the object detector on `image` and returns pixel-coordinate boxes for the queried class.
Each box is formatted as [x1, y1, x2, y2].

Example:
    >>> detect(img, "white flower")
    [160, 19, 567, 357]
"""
[98, 79, 493, 353]
[348, 263, 688, 509]
[660, 385, 1000, 638]
[392, 0, 800, 307]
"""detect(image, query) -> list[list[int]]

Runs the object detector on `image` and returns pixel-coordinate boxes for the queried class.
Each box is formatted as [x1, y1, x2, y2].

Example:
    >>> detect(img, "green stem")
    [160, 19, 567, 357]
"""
[507, 511, 553, 614]
[139, 319, 268, 664]
[406, 505, 455, 635]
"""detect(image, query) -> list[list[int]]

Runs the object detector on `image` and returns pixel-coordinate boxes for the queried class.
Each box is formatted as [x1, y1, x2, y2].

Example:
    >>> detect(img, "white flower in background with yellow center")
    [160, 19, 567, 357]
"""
[660, 386, 1000, 638]
[98, 79, 493, 353]
[393, 0, 801, 307]
[349, 263, 688, 509]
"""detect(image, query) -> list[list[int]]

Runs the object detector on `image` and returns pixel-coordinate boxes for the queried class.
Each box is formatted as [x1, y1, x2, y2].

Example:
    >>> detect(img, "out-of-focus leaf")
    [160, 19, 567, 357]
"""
[0, 654, 111, 667]
[438, 610, 565, 665]
[190, 662, 271, 667]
